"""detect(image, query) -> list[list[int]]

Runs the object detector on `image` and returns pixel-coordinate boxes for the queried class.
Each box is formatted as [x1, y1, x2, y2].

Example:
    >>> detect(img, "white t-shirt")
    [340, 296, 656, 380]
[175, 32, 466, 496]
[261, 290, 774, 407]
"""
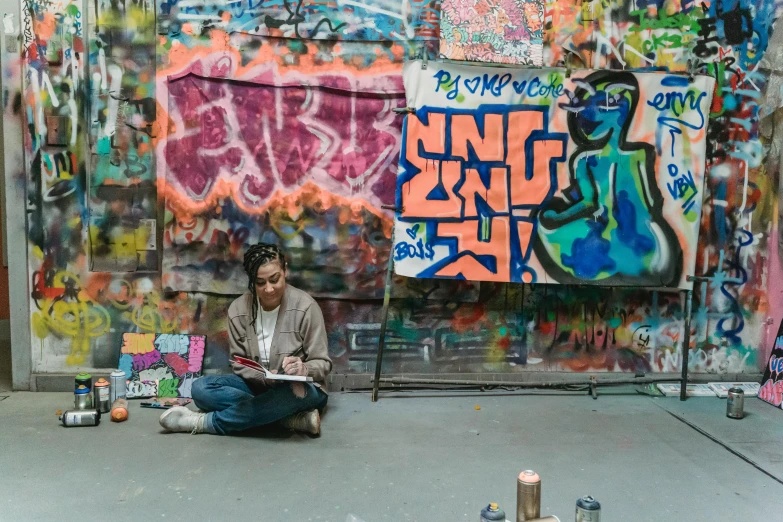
[256, 305, 280, 365]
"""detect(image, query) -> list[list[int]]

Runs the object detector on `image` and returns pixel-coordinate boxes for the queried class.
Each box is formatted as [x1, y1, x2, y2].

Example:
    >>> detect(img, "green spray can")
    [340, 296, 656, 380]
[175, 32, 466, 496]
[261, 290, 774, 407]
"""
[75, 372, 92, 391]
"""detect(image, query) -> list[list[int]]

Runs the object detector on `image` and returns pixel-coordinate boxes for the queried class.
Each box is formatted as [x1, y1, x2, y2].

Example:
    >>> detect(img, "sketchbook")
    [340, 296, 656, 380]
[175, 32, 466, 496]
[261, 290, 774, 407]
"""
[707, 382, 760, 398]
[656, 383, 717, 397]
[232, 356, 313, 382]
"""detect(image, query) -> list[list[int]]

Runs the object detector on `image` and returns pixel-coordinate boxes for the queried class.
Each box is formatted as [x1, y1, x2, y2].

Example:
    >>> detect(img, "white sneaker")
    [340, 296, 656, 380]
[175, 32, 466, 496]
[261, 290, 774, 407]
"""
[282, 409, 320, 436]
[159, 406, 207, 434]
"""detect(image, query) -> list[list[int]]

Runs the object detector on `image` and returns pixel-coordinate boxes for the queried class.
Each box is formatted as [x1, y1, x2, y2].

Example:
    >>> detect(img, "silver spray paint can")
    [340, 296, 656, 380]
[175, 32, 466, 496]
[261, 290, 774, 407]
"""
[58, 409, 101, 427]
[93, 378, 111, 413]
[517, 470, 541, 521]
[575, 496, 600, 522]
[74, 385, 93, 410]
[726, 387, 745, 419]
[110, 369, 127, 402]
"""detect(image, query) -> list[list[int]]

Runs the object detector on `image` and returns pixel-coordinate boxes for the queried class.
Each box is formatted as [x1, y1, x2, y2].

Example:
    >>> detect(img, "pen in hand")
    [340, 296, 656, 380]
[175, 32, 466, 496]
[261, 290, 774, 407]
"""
[278, 345, 306, 375]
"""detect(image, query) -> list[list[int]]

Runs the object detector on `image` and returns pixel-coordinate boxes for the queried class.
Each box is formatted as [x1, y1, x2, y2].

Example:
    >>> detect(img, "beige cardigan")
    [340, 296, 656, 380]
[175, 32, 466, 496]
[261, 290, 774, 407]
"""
[227, 285, 332, 391]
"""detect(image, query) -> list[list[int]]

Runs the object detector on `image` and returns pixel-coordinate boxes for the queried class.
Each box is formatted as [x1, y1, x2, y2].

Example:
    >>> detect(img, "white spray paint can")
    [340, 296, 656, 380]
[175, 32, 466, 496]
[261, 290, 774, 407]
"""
[110, 369, 126, 402]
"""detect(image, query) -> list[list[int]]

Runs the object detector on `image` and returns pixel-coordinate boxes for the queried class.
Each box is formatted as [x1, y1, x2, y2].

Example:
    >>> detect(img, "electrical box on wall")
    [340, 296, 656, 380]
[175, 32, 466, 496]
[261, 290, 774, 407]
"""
[45, 115, 69, 147]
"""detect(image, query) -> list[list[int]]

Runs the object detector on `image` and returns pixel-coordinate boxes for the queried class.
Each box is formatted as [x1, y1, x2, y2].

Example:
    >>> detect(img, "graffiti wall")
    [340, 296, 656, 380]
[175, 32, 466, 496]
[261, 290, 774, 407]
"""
[158, 0, 440, 41]
[88, 0, 157, 272]
[14, 0, 783, 379]
[395, 62, 714, 288]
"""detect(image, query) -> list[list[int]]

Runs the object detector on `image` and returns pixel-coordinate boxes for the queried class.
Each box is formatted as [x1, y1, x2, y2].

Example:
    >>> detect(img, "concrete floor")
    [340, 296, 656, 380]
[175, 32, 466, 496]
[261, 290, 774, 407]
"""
[0, 387, 781, 522]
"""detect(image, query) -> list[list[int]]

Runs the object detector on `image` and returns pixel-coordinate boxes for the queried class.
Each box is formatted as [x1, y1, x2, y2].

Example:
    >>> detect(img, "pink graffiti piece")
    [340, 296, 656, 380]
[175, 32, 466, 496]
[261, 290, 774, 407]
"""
[132, 350, 162, 372]
[163, 352, 190, 377]
[758, 379, 783, 407]
[163, 74, 405, 208]
[164, 79, 243, 198]
[187, 336, 205, 373]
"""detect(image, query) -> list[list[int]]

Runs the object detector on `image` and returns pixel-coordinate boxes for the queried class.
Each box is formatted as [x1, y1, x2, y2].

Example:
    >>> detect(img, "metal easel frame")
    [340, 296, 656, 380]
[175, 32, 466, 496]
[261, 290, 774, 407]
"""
[371, 205, 400, 402]
[680, 285, 694, 401]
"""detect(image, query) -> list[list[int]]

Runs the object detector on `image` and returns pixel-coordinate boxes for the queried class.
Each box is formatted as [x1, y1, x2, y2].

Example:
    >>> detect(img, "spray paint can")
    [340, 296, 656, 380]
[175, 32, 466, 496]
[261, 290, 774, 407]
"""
[111, 398, 129, 422]
[93, 378, 111, 413]
[74, 385, 93, 410]
[726, 387, 745, 419]
[58, 409, 100, 427]
[517, 470, 541, 521]
[480, 503, 506, 522]
[575, 496, 600, 522]
[110, 369, 126, 403]
[75, 372, 92, 391]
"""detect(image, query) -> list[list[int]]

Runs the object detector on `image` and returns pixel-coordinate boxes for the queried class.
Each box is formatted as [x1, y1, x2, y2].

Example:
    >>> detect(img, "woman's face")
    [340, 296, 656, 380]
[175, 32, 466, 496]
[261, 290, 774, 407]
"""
[255, 261, 286, 310]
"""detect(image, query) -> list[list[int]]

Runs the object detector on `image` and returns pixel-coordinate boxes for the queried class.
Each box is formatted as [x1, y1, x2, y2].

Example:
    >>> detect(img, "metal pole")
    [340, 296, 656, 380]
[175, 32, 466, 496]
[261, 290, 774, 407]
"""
[379, 375, 683, 387]
[680, 289, 693, 401]
[371, 238, 395, 402]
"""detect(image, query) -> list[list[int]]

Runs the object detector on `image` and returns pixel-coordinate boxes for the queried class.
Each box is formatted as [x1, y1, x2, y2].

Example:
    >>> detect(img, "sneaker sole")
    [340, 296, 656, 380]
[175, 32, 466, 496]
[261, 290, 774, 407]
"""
[159, 408, 177, 426]
[311, 411, 321, 436]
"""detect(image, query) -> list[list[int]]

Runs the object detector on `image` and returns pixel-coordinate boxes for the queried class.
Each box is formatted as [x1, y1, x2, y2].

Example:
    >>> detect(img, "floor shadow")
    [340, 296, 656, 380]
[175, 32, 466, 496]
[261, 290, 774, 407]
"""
[157, 405, 330, 439]
[156, 423, 315, 439]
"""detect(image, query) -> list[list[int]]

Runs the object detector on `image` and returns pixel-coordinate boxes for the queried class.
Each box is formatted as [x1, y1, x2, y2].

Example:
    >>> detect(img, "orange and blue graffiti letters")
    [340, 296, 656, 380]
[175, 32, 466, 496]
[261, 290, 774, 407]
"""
[396, 107, 567, 282]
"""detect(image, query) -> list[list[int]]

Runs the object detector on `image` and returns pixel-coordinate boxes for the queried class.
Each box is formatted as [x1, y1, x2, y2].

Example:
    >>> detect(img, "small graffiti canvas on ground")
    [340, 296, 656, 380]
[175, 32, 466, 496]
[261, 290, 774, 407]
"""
[118, 333, 206, 399]
[759, 321, 783, 409]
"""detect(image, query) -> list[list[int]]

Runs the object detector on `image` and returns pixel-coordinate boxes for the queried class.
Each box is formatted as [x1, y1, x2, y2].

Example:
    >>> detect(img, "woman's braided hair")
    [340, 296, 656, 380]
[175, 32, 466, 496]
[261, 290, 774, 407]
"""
[243, 243, 287, 331]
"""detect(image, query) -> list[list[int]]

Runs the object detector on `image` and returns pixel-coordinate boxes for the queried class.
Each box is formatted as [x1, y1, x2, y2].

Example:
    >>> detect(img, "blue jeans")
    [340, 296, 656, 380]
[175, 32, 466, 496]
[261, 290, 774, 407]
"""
[191, 374, 327, 435]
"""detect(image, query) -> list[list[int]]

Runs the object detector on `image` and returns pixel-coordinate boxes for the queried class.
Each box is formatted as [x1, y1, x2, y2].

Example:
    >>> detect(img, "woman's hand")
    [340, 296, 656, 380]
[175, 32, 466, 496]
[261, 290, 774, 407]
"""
[282, 356, 308, 377]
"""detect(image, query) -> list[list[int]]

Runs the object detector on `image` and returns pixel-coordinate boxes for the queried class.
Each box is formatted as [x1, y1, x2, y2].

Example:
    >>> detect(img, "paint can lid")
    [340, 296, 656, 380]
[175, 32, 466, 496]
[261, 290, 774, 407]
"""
[75, 372, 92, 380]
[728, 387, 744, 394]
[110, 370, 126, 377]
[94, 379, 109, 387]
[481, 503, 505, 519]
[75, 385, 90, 394]
[576, 495, 601, 510]
[518, 470, 540, 483]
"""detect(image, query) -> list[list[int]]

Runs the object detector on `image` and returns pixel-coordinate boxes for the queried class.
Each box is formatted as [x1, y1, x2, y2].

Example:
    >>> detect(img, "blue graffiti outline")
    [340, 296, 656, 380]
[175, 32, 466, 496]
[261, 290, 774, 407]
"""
[433, 70, 564, 100]
[648, 76, 707, 156]
[716, 229, 753, 344]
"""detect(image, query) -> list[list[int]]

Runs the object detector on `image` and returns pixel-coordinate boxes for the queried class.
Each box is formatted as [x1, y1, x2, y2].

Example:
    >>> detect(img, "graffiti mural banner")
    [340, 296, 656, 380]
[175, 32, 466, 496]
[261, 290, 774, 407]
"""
[394, 60, 714, 289]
